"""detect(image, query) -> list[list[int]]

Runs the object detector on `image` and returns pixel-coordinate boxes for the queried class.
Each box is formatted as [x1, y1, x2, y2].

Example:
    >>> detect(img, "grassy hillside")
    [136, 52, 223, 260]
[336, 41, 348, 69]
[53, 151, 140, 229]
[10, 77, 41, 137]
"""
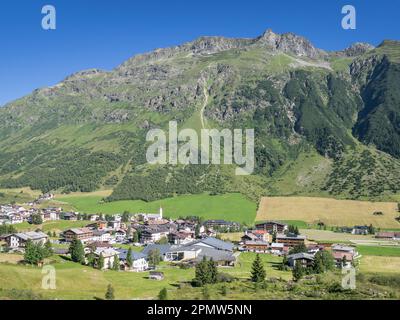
[56, 193, 257, 224]
[257, 196, 400, 228]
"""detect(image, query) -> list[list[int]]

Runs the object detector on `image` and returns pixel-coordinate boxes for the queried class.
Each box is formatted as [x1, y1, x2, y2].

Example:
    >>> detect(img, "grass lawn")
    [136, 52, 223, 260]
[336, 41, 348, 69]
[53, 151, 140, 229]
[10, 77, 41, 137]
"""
[0, 255, 194, 300]
[359, 256, 400, 274]
[54, 193, 257, 224]
[300, 229, 375, 242]
[0, 252, 290, 300]
[357, 246, 400, 257]
[257, 196, 400, 228]
[15, 220, 89, 233]
[223, 252, 291, 281]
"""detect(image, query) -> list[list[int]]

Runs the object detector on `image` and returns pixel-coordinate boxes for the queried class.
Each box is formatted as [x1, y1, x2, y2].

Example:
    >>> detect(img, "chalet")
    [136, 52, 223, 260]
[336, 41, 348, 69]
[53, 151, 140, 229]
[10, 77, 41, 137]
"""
[62, 228, 94, 243]
[242, 241, 270, 253]
[93, 248, 120, 270]
[203, 220, 240, 231]
[176, 220, 198, 233]
[38, 193, 54, 202]
[86, 221, 108, 230]
[117, 249, 148, 272]
[351, 226, 369, 235]
[375, 232, 400, 240]
[276, 234, 306, 248]
[92, 230, 112, 243]
[163, 238, 236, 266]
[241, 230, 271, 243]
[115, 230, 127, 242]
[255, 221, 288, 234]
[5, 231, 48, 249]
[331, 245, 360, 267]
[270, 243, 286, 255]
[168, 231, 194, 245]
[89, 214, 100, 221]
[41, 208, 60, 222]
[332, 251, 354, 268]
[108, 220, 121, 230]
[0, 214, 24, 225]
[241, 232, 259, 243]
[140, 226, 170, 244]
[142, 244, 173, 261]
[287, 253, 315, 268]
[61, 212, 78, 221]
[307, 244, 325, 255]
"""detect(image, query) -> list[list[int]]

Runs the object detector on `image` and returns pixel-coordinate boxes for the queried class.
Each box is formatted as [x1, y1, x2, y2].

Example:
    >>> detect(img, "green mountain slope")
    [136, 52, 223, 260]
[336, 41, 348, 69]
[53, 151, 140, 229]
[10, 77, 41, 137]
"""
[0, 30, 400, 202]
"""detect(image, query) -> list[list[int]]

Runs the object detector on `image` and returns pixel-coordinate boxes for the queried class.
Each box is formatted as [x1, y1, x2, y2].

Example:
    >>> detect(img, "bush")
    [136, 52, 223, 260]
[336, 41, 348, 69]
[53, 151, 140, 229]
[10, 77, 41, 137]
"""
[216, 272, 235, 283]
[369, 275, 400, 288]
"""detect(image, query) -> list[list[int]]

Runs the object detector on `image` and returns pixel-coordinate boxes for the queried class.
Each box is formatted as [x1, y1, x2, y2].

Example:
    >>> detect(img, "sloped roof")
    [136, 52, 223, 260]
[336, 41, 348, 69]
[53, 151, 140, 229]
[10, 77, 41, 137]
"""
[116, 249, 147, 261]
[142, 244, 173, 256]
[13, 231, 48, 241]
[191, 237, 233, 251]
[287, 253, 315, 261]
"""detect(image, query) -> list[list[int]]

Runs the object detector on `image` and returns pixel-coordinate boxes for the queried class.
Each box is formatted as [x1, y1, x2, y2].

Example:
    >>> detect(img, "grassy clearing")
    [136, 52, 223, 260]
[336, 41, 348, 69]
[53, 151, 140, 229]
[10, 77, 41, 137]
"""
[257, 196, 400, 228]
[0, 256, 194, 300]
[0, 252, 289, 300]
[300, 229, 374, 242]
[15, 220, 89, 233]
[55, 193, 257, 224]
[359, 256, 400, 274]
[357, 246, 400, 257]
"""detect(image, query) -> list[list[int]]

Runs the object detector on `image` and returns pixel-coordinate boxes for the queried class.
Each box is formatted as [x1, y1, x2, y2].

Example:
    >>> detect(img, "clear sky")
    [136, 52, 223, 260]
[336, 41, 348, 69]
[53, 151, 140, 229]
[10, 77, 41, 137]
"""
[0, 0, 399, 106]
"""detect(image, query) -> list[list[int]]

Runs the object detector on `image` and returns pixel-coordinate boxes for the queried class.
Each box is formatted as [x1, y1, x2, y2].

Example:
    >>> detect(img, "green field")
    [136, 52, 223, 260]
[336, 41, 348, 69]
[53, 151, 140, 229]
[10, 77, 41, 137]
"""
[15, 220, 89, 233]
[0, 252, 289, 300]
[357, 246, 400, 257]
[56, 193, 257, 224]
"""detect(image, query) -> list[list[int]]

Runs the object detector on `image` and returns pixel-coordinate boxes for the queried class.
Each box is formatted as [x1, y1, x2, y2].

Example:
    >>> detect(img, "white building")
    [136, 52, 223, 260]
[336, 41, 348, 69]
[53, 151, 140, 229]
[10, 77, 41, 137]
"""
[117, 249, 148, 272]
[5, 231, 48, 249]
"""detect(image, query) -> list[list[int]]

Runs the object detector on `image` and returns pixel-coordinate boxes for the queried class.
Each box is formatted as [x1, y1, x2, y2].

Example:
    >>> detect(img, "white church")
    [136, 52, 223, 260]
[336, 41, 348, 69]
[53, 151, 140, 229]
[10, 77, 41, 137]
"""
[138, 207, 164, 222]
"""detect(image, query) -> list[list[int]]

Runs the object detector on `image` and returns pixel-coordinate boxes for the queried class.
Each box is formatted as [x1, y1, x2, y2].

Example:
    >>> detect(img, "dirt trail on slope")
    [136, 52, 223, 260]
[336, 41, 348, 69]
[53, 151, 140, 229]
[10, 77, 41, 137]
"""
[200, 84, 209, 129]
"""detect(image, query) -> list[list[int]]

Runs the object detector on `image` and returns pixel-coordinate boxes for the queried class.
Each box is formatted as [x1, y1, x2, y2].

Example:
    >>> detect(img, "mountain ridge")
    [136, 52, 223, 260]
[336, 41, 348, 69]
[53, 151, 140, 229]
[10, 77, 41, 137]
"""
[0, 29, 399, 203]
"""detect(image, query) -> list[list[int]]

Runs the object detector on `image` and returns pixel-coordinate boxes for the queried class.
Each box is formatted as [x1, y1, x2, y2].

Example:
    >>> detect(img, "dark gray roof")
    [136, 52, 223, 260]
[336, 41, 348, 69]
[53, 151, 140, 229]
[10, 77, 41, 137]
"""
[142, 244, 173, 256]
[287, 253, 315, 261]
[256, 221, 287, 226]
[195, 247, 236, 262]
[190, 237, 233, 251]
[116, 249, 147, 261]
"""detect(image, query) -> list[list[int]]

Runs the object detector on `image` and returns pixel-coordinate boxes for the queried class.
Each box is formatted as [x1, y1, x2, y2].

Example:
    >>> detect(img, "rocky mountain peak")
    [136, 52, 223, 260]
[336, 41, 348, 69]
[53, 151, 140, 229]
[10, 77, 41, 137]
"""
[343, 42, 374, 57]
[256, 29, 326, 59]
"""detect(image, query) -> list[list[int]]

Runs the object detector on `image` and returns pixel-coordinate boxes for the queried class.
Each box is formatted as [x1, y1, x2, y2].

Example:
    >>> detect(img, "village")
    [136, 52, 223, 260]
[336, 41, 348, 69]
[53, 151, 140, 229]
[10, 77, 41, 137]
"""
[1, 194, 393, 278]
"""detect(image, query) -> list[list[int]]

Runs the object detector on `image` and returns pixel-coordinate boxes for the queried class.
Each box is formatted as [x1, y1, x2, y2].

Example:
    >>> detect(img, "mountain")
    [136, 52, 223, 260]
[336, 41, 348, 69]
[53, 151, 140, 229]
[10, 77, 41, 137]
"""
[1, 30, 400, 202]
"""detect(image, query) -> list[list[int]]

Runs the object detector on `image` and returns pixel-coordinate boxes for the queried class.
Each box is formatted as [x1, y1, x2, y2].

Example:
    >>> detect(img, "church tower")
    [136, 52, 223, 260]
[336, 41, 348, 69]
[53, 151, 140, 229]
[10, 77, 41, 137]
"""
[159, 206, 163, 219]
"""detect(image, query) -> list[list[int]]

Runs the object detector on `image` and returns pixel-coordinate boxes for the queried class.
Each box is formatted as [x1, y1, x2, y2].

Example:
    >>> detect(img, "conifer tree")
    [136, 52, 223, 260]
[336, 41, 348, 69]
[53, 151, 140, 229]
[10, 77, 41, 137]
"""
[105, 284, 115, 300]
[126, 247, 133, 268]
[208, 258, 218, 284]
[98, 253, 105, 270]
[251, 254, 266, 283]
[69, 239, 85, 264]
[113, 254, 120, 271]
[158, 288, 168, 300]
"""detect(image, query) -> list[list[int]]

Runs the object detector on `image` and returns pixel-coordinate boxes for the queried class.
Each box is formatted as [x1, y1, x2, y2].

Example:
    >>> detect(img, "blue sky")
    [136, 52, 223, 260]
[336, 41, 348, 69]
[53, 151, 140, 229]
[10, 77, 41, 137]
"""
[0, 0, 399, 106]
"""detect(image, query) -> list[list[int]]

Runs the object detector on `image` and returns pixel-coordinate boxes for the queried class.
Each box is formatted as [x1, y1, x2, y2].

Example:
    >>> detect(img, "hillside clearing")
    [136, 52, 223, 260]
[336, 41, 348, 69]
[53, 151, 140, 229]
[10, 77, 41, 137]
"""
[257, 196, 400, 228]
[54, 193, 257, 224]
